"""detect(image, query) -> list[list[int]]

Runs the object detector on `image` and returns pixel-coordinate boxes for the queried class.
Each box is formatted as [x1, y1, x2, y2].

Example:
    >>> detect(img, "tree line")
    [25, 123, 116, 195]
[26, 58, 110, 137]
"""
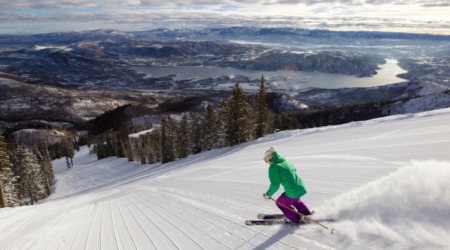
[90, 77, 301, 164]
[0, 131, 56, 207]
[0, 128, 81, 208]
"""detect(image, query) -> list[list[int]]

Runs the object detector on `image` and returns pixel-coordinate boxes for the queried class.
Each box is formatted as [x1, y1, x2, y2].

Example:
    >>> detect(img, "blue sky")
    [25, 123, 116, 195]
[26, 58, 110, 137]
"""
[0, 0, 449, 35]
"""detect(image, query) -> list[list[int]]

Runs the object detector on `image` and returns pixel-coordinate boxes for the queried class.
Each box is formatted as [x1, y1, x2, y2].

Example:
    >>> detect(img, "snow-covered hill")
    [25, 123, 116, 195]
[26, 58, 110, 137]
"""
[0, 77, 165, 121]
[1, 108, 450, 249]
[386, 91, 450, 115]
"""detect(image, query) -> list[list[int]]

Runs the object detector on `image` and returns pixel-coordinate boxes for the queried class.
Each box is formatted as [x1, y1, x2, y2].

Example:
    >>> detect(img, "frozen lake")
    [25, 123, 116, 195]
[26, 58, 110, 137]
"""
[133, 59, 408, 89]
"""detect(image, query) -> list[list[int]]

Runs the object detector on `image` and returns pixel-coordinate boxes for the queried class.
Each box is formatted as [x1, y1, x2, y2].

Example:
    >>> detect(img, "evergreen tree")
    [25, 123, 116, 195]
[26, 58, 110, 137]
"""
[176, 114, 191, 159]
[225, 82, 254, 146]
[116, 134, 126, 158]
[139, 147, 147, 164]
[96, 140, 104, 160]
[215, 100, 228, 148]
[71, 130, 80, 152]
[149, 128, 162, 163]
[126, 141, 134, 162]
[0, 131, 17, 207]
[34, 145, 51, 196]
[15, 144, 46, 205]
[132, 141, 140, 163]
[0, 131, 9, 208]
[188, 113, 203, 154]
[0, 178, 5, 208]
[277, 113, 300, 130]
[147, 149, 154, 164]
[161, 117, 175, 163]
[256, 75, 269, 138]
[202, 104, 219, 151]
[167, 116, 178, 160]
[105, 135, 115, 158]
[62, 137, 74, 168]
[39, 141, 54, 192]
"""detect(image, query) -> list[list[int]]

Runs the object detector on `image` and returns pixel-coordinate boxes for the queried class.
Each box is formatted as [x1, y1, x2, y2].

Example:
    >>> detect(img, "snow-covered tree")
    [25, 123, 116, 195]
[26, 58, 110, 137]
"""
[39, 141, 55, 185]
[34, 145, 50, 196]
[0, 131, 19, 207]
[15, 144, 47, 205]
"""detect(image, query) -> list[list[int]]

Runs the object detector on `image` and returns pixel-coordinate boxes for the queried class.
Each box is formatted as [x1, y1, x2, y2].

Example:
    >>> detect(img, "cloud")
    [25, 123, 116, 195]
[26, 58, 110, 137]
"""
[0, 1, 449, 35]
[1, 0, 449, 9]
[0, 8, 449, 35]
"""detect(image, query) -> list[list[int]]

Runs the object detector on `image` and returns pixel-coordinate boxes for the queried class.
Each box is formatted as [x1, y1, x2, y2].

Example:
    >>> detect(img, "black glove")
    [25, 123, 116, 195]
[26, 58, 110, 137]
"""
[263, 193, 270, 200]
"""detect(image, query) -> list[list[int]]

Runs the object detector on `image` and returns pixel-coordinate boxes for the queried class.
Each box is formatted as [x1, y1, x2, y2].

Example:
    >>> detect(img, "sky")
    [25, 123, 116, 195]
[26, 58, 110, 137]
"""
[0, 0, 449, 35]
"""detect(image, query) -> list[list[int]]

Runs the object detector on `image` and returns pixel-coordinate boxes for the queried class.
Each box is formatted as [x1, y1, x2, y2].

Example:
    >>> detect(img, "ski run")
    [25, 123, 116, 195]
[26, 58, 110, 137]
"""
[1, 108, 450, 250]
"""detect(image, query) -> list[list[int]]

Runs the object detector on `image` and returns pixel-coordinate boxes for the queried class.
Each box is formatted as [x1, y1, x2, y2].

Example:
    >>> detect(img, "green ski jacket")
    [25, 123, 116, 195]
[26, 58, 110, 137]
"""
[266, 151, 307, 198]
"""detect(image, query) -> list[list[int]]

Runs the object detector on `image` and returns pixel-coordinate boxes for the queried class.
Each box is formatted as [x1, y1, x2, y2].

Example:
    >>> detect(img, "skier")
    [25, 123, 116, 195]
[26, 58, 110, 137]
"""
[263, 146, 312, 223]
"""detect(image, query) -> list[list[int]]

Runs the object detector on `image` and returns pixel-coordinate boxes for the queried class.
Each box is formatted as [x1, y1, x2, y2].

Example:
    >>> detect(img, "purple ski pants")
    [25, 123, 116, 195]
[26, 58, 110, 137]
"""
[276, 193, 311, 223]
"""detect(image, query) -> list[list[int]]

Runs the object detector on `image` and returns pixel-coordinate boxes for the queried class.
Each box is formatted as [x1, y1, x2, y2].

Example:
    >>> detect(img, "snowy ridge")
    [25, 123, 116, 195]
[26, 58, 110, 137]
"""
[1, 108, 450, 249]
[386, 91, 450, 115]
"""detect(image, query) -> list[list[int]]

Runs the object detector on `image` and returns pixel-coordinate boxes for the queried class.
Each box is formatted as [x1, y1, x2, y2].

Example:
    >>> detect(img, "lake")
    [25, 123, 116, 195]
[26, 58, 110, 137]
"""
[133, 59, 407, 90]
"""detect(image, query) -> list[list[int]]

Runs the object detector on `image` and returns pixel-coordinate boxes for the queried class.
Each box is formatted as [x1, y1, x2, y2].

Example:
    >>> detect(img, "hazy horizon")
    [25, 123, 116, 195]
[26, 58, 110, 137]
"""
[1, 0, 449, 36]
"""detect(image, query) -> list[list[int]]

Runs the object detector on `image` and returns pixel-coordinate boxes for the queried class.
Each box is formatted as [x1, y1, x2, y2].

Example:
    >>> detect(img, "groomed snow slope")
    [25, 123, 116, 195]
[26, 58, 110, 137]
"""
[1, 108, 450, 250]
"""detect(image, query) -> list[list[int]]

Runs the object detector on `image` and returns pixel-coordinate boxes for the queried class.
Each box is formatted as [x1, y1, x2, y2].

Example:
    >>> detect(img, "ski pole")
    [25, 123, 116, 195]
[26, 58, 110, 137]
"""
[269, 197, 336, 234]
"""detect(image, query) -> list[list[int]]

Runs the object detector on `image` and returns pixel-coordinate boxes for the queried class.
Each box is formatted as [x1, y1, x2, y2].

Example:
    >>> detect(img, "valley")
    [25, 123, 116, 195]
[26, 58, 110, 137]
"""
[0, 27, 449, 135]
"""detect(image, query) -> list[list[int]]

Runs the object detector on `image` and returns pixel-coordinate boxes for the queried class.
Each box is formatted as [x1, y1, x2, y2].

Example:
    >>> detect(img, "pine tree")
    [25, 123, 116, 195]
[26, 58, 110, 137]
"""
[71, 130, 80, 152]
[139, 147, 147, 164]
[215, 100, 228, 148]
[0, 131, 10, 207]
[188, 113, 203, 154]
[15, 144, 46, 205]
[256, 75, 269, 138]
[202, 104, 219, 151]
[39, 141, 54, 193]
[34, 145, 51, 197]
[116, 134, 126, 158]
[225, 82, 254, 146]
[161, 117, 176, 163]
[62, 137, 74, 168]
[176, 114, 191, 159]
[132, 141, 140, 163]
[0, 132, 18, 207]
[0, 178, 5, 208]
[149, 128, 162, 163]
[105, 135, 115, 158]
[126, 142, 134, 162]
[147, 149, 154, 164]
[96, 140, 104, 160]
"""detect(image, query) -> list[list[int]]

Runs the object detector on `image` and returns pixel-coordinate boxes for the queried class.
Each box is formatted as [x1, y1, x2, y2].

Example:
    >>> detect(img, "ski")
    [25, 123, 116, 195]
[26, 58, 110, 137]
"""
[245, 219, 307, 226]
[245, 219, 286, 226]
[257, 213, 285, 220]
[257, 210, 315, 220]
[245, 218, 337, 226]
